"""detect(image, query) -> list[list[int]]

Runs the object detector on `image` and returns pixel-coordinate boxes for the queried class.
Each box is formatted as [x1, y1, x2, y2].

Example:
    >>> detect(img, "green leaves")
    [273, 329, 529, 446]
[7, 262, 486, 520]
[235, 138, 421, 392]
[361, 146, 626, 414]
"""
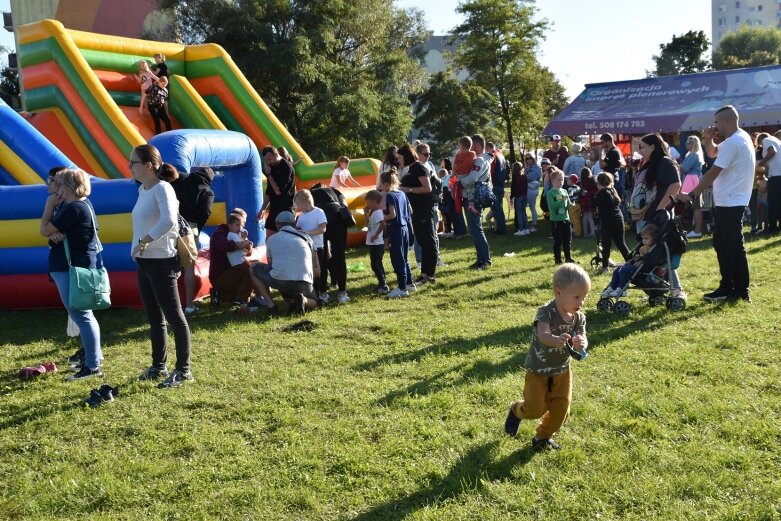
[713, 26, 781, 70]
[650, 30, 710, 77]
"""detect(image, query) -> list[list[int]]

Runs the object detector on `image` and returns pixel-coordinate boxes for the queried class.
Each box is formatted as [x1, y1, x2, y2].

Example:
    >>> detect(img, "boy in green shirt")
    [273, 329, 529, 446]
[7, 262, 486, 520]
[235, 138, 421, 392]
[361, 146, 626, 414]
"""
[546, 168, 575, 264]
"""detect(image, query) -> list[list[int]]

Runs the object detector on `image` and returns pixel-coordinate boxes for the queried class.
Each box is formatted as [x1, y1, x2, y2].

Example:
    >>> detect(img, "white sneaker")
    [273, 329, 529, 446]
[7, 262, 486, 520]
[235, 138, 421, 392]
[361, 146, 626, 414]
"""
[514, 230, 524, 236]
[387, 288, 409, 298]
[184, 306, 197, 314]
[601, 288, 614, 298]
[436, 259, 446, 267]
[686, 231, 702, 238]
[319, 292, 330, 304]
[610, 288, 627, 298]
[337, 292, 350, 304]
[407, 282, 418, 293]
[529, 226, 537, 232]
[521, 229, 531, 235]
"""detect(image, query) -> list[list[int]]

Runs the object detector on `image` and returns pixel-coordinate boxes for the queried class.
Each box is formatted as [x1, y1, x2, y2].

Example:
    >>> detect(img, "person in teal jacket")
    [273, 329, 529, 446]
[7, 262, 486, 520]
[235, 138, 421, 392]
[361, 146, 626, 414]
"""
[547, 168, 575, 264]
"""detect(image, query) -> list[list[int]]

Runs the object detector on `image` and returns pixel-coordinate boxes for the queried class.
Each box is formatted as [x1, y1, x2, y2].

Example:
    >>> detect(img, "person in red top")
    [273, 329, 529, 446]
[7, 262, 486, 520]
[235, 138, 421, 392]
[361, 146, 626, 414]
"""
[209, 212, 254, 305]
[543, 135, 569, 170]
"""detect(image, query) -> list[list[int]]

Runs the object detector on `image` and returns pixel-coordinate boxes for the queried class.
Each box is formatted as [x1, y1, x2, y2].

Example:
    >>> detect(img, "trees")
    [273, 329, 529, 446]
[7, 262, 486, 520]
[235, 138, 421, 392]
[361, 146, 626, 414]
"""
[159, 0, 429, 160]
[449, 0, 566, 162]
[713, 26, 781, 70]
[0, 46, 19, 107]
[650, 30, 710, 77]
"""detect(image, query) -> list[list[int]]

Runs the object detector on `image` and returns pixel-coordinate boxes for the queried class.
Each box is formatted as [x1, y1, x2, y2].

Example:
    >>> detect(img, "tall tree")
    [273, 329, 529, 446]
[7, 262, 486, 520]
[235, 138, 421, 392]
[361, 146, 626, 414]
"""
[713, 26, 781, 70]
[450, 0, 566, 162]
[159, 0, 429, 160]
[650, 30, 710, 77]
[0, 46, 19, 107]
[413, 70, 494, 159]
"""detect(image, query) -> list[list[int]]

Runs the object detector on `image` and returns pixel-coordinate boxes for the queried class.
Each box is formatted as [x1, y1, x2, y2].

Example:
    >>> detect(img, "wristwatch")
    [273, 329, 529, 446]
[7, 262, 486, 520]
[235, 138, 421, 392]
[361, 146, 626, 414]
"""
[138, 238, 148, 251]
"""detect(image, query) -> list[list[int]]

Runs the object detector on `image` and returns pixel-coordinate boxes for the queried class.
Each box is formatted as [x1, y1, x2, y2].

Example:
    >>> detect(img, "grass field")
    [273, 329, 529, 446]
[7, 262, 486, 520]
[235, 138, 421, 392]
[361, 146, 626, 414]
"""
[1, 223, 780, 520]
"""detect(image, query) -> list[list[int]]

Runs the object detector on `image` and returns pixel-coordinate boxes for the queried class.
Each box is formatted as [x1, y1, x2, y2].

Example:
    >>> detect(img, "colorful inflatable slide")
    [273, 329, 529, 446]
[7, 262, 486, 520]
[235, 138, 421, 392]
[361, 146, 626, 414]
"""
[0, 19, 378, 309]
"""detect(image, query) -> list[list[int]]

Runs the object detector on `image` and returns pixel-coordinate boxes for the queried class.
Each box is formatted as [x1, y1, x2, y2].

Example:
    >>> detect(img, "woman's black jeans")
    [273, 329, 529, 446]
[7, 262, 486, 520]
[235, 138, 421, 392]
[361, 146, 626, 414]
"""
[322, 214, 348, 292]
[137, 257, 191, 372]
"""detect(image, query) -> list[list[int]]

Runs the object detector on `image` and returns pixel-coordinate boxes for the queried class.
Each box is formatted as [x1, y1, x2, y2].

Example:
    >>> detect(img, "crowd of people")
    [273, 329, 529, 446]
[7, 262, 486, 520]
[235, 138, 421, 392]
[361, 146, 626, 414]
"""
[38, 104, 759, 441]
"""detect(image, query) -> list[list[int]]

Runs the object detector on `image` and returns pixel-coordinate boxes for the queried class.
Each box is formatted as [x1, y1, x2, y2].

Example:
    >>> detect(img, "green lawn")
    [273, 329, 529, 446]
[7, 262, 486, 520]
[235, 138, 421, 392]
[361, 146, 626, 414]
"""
[1, 224, 780, 520]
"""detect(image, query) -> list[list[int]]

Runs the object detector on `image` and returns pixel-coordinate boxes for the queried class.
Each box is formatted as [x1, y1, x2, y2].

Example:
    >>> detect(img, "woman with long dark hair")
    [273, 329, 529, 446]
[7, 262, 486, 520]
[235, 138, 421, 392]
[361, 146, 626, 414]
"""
[130, 144, 193, 388]
[377, 145, 401, 190]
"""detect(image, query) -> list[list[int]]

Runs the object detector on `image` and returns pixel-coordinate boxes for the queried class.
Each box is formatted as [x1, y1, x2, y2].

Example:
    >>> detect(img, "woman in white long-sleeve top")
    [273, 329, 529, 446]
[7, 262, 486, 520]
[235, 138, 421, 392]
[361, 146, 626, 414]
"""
[129, 144, 193, 388]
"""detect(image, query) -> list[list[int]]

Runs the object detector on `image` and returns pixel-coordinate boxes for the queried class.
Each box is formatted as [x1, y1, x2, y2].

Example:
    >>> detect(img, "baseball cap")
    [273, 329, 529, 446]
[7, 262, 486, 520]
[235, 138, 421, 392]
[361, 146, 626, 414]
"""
[540, 158, 552, 165]
[275, 211, 296, 225]
[551, 135, 561, 142]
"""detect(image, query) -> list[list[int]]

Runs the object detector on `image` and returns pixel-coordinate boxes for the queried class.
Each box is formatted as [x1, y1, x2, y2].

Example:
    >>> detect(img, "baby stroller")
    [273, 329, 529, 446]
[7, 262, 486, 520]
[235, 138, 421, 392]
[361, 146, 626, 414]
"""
[596, 198, 688, 315]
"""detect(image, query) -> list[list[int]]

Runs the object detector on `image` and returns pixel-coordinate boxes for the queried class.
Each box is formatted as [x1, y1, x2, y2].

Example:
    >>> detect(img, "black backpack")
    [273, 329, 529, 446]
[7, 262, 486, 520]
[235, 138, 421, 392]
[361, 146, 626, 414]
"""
[430, 174, 443, 205]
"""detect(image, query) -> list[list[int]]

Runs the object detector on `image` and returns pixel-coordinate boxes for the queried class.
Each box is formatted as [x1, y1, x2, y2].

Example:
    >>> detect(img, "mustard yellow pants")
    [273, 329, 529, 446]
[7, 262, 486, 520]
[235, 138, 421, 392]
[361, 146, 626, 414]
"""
[511, 369, 572, 439]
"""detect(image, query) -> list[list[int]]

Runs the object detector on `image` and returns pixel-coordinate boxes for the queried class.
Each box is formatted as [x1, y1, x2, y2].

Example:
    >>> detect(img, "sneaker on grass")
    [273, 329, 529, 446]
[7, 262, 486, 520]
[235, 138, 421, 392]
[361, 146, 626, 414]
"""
[504, 408, 520, 436]
[138, 366, 169, 381]
[67, 366, 102, 382]
[158, 370, 194, 389]
[387, 288, 409, 299]
[531, 436, 561, 451]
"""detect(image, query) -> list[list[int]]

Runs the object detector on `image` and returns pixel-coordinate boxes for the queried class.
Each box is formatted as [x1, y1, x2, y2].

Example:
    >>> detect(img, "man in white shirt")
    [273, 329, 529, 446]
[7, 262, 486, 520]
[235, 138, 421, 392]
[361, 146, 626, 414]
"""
[250, 211, 320, 313]
[679, 105, 754, 302]
[756, 132, 781, 233]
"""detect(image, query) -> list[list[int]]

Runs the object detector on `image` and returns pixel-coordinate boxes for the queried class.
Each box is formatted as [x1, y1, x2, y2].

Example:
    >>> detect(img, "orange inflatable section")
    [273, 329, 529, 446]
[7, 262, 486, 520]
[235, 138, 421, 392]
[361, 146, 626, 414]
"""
[25, 112, 92, 172]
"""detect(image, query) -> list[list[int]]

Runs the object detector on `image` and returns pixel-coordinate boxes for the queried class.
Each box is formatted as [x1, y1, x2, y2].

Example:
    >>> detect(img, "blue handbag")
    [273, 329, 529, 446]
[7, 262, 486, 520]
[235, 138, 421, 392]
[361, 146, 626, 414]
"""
[63, 202, 111, 311]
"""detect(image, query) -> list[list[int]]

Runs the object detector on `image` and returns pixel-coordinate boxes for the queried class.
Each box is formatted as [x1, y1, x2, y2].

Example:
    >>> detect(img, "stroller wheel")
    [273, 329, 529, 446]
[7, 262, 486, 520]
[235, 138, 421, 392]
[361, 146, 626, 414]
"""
[597, 298, 613, 312]
[648, 295, 666, 307]
[590, 256, 601, 269]
[614, 300, 632, 315]
[666, 297, 686, 311]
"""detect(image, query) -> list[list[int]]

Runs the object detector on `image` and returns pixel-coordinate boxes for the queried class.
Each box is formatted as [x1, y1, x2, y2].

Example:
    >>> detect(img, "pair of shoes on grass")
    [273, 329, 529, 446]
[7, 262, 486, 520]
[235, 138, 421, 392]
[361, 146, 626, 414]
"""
[85, 384, 120, 407]
[139, 366, 194, 388]
[504, 408, 560, 450]
[19, 362, 58, 378]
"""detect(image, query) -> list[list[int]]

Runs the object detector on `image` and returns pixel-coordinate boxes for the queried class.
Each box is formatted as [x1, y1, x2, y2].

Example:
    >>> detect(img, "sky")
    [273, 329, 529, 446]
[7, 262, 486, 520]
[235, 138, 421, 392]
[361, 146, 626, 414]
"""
[0, 0, 713, 101]
[397, 0, 713, 101]
[0, 0, 12, 61]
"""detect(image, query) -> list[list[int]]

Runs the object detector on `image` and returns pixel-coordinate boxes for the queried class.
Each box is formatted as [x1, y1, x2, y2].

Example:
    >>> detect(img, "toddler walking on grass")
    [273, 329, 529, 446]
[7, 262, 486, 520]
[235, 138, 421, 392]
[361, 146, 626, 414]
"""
[504, 263, 591, 450]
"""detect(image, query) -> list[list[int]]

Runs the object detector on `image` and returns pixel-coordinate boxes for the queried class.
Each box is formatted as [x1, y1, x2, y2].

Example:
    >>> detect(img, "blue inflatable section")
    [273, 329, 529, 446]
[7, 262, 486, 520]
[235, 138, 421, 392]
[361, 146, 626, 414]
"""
[0, 98, 75, 183]
[150, 130, 265, 244]
[0, 165, 16, 186]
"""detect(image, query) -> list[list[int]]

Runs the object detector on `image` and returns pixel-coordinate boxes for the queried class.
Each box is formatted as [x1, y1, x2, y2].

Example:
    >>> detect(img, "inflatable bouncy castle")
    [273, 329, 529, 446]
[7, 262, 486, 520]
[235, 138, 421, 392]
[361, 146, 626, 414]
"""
[0, 20, 379, 309]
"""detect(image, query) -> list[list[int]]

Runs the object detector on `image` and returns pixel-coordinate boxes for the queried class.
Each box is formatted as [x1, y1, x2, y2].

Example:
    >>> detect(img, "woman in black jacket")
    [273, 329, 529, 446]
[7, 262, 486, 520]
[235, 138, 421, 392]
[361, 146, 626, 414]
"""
[310, 184, 349, 304]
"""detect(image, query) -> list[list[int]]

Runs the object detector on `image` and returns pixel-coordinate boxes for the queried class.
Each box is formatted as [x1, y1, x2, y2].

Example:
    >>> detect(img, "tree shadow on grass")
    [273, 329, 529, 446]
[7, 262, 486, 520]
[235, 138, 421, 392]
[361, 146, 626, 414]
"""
[351, 440, 536, 521]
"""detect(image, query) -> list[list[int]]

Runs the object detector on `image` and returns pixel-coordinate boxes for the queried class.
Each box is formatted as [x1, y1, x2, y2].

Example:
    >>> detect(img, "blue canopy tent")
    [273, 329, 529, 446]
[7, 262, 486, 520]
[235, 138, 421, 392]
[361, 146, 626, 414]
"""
[544, 64, 781, 136]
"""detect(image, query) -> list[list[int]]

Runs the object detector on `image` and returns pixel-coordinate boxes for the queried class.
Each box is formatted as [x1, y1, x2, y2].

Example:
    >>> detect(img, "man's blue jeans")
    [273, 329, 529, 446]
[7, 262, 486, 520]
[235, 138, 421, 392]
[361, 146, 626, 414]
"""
[464, 207, 490, 264]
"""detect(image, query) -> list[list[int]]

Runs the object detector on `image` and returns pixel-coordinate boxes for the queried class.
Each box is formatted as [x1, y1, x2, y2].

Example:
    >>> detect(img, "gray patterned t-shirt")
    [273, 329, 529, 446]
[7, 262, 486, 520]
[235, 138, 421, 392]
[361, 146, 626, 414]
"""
[523, 300, 586, 376]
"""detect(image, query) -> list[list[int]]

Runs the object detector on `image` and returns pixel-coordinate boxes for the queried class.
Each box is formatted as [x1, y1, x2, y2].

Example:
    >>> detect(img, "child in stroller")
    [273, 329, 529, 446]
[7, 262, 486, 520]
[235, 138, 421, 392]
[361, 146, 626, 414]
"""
[601, 223, 659, 298]
[597, 198, 687, 315]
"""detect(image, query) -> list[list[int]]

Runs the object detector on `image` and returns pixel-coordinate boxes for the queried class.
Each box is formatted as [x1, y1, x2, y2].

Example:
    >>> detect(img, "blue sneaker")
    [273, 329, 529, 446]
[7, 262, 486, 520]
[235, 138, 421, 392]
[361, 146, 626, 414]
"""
[504, 407, 521, 436]
[158, 370, 194, 388]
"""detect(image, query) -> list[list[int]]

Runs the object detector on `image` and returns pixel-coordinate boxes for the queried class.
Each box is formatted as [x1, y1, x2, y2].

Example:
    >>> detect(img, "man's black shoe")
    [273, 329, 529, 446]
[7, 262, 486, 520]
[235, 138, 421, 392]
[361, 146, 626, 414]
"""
[728, 291, 751, 303]
[703, 288, 732, 302]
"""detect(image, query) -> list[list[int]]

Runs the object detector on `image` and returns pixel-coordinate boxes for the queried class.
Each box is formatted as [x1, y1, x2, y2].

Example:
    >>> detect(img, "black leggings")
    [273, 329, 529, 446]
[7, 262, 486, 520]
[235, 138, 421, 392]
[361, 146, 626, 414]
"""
[137, 257, 191, 372]
[551, 220, 572, 263]
[321, 215, 347, 292]
[599, 216, 630, 268]
[411, 209, 439, 277]
[148, 104, 171, 134]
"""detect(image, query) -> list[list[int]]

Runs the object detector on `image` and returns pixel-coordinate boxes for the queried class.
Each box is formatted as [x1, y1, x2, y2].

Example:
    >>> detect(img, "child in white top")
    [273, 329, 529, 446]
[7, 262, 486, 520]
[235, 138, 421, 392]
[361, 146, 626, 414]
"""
[226, 214, 250, 267]
[364, 190, 388, 293]
[293, 190, 331, 301]
[330, 156, 362, 189]
[134, 60, 158, 116]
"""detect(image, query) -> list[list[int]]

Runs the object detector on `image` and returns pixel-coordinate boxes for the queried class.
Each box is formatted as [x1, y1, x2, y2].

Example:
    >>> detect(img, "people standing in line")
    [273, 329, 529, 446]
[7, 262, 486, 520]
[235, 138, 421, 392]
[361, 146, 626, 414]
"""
[579, 168, 597, 238]
[679, 105, 754, 303]
[563, 142, 586, 181]
[460, 134, 493, 270]
[755, 131, 781, 234]
[310, 183, 350, 304]
[40, 168, 104, 381]
[599, 133, 624, 186]
[258, 146, 295, 237]
[330, 156, 362, 189]
[413, 142, 445, 269]
[547, 169, 576, 265]
[510, 161, 529, 236]
[364, 190, 388, 293]
[524, 153, 541, 232]
[594, 172, 631, 274]
[380, 169, 414, 298]
[504, 263, 591, 451]
[377, 146, 401, 190]
[681, 136, 705, 238]
[129, 144, 193, 388]
[486, 142, 507, 235]
[398, 143, 438, 284]
[543, 135, 569, 170]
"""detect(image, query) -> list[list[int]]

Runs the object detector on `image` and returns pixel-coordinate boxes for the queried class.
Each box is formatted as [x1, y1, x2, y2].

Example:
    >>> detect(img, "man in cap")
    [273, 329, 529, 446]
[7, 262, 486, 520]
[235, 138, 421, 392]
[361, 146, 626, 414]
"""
[250, 211, 320, 313]
[543, 135, 569, 169]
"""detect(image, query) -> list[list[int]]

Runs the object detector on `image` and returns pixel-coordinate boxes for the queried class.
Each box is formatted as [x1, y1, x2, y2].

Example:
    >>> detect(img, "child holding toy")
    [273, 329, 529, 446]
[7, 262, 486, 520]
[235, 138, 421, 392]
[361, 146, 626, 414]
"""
[504, 263, 591, 450]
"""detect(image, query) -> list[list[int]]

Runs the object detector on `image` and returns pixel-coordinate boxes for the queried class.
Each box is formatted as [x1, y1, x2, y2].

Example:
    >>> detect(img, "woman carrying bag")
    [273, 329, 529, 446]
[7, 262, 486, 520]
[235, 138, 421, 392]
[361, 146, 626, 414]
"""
[130, 144, 193, 388]
[40, 168, 104, 381]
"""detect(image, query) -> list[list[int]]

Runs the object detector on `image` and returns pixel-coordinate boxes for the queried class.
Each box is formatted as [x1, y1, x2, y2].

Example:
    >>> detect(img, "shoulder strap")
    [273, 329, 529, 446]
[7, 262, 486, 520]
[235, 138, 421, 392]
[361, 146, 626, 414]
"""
[281, 228, 313, 249]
